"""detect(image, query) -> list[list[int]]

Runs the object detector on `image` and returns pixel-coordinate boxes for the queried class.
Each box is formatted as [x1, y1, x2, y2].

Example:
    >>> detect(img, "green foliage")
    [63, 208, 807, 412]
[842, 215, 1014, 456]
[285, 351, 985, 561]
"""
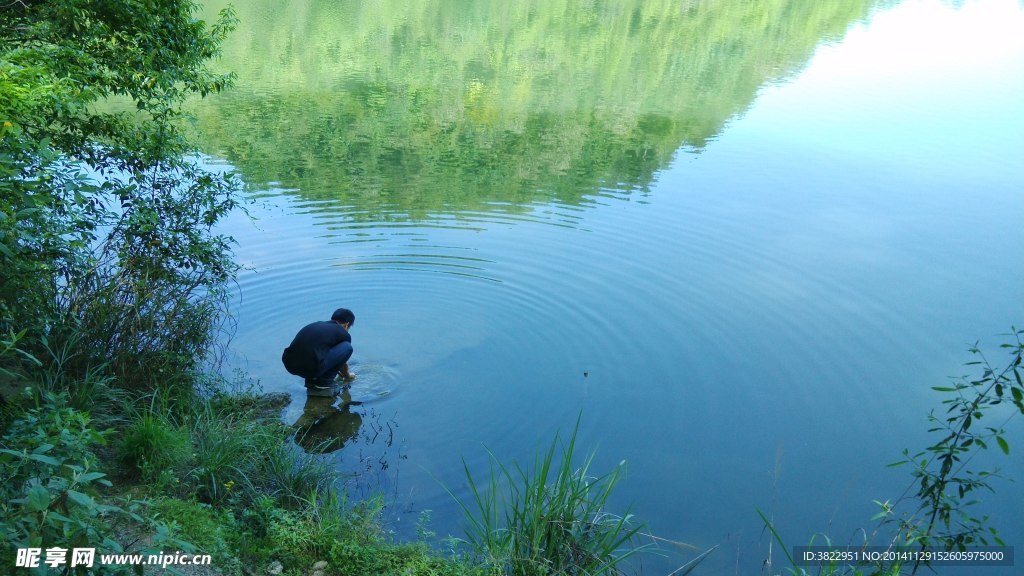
[448, 417, 650, 575]
[183, 406, 266, 505]
[31, 330, 128, 428]
[118, 373, 335, 510]
[761, 331, 1024, 576]
[0, 329, 40, 430]
[119, 411, 190, 482]
[153, 498, 243, 574]
[1, 393, 109, 493]
[0, 328, 41, 378]
[0, 15, 499, 553]
[1, 0, 241, 389]
[230, 492, 482, 576]
[259, 442, 337, 510]
[0, 393, 194, 574]
[2, 371, 475, 575]
[882, 329, 1024, 572]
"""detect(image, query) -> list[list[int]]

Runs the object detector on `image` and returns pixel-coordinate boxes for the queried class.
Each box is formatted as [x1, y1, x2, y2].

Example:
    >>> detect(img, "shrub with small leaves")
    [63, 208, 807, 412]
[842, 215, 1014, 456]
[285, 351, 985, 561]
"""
[0, 393, 196, 574]
[0, 394, 128, 571]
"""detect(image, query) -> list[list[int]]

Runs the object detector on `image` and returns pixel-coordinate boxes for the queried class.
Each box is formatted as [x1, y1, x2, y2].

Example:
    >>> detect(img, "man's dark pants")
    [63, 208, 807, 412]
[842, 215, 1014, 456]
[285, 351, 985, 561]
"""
[308, 341, 353, 387]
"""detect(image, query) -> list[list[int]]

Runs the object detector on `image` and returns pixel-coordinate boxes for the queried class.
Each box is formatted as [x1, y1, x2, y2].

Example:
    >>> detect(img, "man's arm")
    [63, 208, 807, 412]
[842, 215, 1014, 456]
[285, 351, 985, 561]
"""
[339, 363, 356, 381]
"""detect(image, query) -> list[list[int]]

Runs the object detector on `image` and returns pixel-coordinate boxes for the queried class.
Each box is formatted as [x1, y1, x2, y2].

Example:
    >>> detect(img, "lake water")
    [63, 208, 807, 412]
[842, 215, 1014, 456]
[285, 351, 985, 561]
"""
[190, 0, 1024, 573]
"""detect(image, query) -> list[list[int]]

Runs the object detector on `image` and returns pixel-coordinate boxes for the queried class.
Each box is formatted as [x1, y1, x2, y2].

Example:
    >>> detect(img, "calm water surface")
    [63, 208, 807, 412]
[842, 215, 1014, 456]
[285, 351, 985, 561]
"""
[193, 0, 1024, 572]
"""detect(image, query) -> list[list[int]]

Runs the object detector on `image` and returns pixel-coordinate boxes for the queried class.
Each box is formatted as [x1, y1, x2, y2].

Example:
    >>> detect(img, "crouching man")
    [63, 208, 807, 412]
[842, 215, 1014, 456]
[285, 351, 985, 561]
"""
[282, 308, 356, 397]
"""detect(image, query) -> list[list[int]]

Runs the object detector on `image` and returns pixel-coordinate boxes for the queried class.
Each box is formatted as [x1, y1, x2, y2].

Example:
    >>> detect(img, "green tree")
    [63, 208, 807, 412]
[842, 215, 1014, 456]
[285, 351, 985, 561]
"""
[0, 0, 240, 386]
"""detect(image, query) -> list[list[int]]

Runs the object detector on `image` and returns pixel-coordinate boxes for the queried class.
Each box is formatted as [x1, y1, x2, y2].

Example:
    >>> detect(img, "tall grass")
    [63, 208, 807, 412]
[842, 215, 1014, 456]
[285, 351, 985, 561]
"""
[758, 510, 906, 576]
[448, 418, 650, 575]
[51, 259, 233, 391]
[260, 443, 337, 509]
[31, 329, 128, 427]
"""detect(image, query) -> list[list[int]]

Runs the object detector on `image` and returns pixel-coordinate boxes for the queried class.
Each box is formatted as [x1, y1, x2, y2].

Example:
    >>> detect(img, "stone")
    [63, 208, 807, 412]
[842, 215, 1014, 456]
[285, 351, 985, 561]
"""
[257, 392, 292, 411]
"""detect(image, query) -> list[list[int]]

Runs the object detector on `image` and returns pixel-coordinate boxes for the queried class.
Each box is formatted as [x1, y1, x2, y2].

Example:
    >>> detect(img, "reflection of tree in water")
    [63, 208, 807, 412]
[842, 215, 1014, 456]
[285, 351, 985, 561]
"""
[189, 0, 880, 215]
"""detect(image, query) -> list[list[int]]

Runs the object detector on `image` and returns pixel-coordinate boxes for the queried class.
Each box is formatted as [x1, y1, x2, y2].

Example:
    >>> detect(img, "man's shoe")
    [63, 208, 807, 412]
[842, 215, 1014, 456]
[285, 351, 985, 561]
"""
[306, 383, 340, 397]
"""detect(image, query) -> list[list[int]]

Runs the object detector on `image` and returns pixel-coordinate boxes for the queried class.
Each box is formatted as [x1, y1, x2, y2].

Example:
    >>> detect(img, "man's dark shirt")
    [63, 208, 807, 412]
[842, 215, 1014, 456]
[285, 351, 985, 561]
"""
[282, 321, 351, 378]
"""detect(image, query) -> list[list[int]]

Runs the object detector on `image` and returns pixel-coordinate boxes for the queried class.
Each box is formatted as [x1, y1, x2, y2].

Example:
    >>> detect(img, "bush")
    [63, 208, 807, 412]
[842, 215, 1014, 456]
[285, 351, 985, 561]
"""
[0, 328, 40, 430]
[235, 492, 481, 576]
[152, 497, 243, 574]
[1, 0, 241, 390]
[0, 393, 193, 573]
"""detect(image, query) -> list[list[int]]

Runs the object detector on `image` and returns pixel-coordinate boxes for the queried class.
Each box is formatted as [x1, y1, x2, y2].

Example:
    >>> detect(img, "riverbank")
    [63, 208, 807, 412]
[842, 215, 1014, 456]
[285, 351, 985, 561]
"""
[0, 360, 486, 575]
[1, 349, 661, 575]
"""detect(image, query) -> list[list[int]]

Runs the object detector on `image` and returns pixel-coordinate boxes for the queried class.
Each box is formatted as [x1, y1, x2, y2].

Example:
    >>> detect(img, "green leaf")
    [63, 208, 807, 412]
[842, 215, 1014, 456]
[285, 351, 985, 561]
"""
[78, 471, 107, 483]
[95, 503, 126, 514]
[940, 456, 953, 477]
[996, 436, 1009, 455]
[66, 489, 95, 508]
[52, 511, 78, 525]
[26, 485, 51, 512]
[27, 452, 62, 466]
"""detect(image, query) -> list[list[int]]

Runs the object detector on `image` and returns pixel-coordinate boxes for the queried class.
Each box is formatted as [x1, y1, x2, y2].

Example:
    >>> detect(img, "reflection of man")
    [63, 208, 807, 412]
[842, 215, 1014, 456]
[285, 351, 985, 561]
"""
[282, 308, 356, 397]
[292, 391, 363, 454]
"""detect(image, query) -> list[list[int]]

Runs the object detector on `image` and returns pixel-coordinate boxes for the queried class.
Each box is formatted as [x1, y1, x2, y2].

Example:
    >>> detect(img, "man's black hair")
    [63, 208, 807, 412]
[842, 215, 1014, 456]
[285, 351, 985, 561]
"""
[331, 308, 355, 326]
